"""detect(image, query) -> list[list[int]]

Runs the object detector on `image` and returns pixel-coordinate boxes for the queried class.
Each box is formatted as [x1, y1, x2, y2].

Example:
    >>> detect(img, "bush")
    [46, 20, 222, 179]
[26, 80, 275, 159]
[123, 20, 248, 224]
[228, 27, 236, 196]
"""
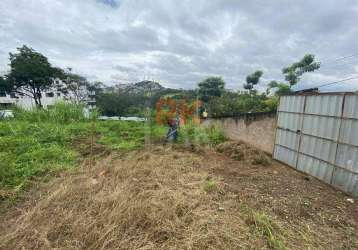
[178, 123, 226, 146]
[13, 102, 87, 123]
[206, 91, 278, 117]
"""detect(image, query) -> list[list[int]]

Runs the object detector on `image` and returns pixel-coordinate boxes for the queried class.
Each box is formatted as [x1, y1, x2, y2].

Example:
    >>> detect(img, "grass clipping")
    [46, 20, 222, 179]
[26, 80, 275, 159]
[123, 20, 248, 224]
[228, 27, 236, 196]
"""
[0, 146, 278, 250]
[216, 141, 271, 165]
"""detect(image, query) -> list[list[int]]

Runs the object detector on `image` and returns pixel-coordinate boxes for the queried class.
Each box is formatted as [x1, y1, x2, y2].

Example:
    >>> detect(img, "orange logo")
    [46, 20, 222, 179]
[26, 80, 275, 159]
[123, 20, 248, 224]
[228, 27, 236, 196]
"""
[155, 97, 203, 125]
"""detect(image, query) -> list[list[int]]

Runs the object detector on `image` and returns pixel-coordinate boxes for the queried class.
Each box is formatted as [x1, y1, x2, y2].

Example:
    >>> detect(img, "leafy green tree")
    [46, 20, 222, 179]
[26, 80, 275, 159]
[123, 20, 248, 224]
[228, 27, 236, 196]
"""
[206, 90, 275, 117]
[267, 81, 292, 96]
[282, 54, 320, 87]
[243, 70, 263, 91]
[4, 45, 62, 107]
[96, 92, 147, 116]
[198, 77, 225, 102]
[263, 96, 279, 111]
[267, 54, 320, 96]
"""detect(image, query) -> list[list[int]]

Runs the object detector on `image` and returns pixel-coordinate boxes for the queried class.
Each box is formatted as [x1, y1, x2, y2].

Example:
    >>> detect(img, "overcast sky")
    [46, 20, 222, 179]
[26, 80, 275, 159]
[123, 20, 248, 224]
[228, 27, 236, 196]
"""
[0, 0, 358, 91]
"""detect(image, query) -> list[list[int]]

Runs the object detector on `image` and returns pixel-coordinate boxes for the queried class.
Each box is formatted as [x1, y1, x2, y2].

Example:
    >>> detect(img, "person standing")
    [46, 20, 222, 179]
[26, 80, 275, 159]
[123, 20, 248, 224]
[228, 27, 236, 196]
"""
[166, 117, 178, 142]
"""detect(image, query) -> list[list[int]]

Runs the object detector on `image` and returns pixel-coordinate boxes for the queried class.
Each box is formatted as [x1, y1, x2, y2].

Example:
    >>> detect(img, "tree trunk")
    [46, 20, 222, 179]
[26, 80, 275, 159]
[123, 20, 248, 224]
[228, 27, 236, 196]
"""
[33, 89, 42, 108]
[33, 93, 39, 106]
[38, 95, 42, 108]
[37, 90, 43, 108]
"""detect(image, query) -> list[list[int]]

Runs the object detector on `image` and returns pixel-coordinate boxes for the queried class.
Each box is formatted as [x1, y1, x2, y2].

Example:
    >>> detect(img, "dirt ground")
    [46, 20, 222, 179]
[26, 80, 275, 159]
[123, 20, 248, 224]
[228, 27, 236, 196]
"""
[0, 141, 357, 250]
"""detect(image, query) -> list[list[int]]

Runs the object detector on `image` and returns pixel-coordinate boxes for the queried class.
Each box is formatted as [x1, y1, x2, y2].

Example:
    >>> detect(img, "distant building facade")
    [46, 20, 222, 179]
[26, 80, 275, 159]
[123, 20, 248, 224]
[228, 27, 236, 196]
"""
[0, 86, 96, 109]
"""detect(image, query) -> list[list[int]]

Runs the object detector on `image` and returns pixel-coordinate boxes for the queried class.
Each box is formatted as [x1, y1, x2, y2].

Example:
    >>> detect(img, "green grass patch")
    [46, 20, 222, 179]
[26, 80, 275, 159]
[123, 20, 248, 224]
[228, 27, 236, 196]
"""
[241, 204, 286, 250]
[0, 121, 87, 191]
[0, 104, 226, 197]
[96, 121, 166, 150]
[12, 102, 89, 123]
[203, 179, 218, 193]
[179, 123, 226, 146]
[0, 119, 167, 193]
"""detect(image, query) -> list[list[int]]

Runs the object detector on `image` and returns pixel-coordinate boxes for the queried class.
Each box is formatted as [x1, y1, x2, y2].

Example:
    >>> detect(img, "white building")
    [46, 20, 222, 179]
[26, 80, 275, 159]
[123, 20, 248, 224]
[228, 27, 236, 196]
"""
[0, 87, 96, 109]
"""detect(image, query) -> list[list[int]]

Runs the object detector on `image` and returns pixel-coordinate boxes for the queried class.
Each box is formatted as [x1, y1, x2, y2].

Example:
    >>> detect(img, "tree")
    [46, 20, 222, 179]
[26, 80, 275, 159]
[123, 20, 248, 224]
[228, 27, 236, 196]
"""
[87, 81, 104, 94]
[282, 54, 320, 87]
[267, 81, 291, 96]
[96, 92, 145, 116]
[4, 45, 62, 107]
[243, 70, 263, 92]
[198, 77, 225, 102]
[267, 54, 320, 96]
[57, 68, 92, 104]
[205, 90, 275, 117]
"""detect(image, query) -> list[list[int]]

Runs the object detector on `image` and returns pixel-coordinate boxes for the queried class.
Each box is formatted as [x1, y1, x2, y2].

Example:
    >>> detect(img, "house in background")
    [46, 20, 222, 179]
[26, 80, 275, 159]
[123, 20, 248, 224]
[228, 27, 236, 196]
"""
[0, 90, 16, 109]
[0, 87, 96, 110]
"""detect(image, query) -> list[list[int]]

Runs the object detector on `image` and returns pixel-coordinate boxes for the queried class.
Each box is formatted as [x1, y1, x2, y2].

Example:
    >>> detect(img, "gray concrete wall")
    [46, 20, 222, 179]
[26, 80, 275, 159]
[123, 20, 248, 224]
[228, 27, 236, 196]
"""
[203, 112, 277, 153]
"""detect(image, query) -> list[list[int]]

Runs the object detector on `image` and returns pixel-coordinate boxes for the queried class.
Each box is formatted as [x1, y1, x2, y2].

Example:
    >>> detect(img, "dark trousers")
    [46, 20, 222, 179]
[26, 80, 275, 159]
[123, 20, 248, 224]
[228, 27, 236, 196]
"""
[166, 126, 178, 142]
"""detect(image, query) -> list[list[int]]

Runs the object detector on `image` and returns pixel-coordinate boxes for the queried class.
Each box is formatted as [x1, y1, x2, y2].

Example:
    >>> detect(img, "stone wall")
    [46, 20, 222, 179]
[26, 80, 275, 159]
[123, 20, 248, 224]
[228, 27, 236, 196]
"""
[203, 112, 277, 153]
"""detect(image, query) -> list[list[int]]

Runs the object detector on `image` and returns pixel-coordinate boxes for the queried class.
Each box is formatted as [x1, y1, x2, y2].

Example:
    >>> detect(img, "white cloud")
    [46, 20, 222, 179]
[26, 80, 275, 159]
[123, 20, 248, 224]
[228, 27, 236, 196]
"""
[0, 0, 357, 91]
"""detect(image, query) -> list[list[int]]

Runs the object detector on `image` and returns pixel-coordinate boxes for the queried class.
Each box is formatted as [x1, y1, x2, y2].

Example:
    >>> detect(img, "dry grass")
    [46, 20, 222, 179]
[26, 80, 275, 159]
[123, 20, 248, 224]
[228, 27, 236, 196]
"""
[216, 141, 271, 165]
[1, 144, 357, 250]
[0, 146, 263, 250]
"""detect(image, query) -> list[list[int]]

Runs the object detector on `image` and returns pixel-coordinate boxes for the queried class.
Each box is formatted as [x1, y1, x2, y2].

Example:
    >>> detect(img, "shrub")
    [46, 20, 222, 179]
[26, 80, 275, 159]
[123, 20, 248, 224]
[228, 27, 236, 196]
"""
[13, 102, 88, 123]
[178, 123, 225, 146]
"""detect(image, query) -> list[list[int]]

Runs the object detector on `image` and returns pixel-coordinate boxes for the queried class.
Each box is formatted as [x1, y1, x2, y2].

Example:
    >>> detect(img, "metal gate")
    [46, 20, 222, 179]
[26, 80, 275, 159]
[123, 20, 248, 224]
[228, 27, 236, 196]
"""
[273, 93, 358, 196]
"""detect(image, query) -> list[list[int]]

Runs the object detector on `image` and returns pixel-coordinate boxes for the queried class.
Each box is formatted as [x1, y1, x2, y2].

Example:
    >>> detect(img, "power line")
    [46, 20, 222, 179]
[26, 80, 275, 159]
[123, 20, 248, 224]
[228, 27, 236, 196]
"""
[320, 59, 358, 69]
[318, 55, 358, 71]
[315, 75, 358, 88]
[321, 52, 358, 64]
[311, 54, 358, 75]
[318, 59, 358, 70]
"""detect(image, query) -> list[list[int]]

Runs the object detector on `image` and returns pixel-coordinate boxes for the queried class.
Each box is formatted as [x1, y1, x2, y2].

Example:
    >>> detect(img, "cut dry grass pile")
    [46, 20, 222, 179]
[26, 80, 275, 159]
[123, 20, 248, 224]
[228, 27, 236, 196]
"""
[0, 146, 271, 250]
[216, 141, 271, 165]
[1, 144, 357, 249]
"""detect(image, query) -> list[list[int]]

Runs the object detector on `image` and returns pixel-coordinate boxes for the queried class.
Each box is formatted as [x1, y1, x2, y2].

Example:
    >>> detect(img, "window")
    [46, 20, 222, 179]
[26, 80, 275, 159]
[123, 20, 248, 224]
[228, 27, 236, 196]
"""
[0, 91, 6, 97]
[57, 92, 61, 97]
[46, 92, 54, 97]
[10, 93, 17, 98]
[0, 103, 12, 108]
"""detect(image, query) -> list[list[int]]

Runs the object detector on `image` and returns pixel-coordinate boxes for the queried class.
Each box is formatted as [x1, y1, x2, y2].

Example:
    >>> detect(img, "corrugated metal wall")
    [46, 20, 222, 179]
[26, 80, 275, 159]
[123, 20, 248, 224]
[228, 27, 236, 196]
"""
[273, 93, 358, 196]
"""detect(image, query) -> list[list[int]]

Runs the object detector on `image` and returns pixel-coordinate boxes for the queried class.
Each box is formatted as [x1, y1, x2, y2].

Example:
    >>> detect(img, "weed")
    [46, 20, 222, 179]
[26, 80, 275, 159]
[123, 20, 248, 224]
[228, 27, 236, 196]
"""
[13, 102, 87, 123]
[203, 180, 217, 193]
[251, 212, 285, 249]
[179, 123, 226, 146]
[241, 204, 286, 250]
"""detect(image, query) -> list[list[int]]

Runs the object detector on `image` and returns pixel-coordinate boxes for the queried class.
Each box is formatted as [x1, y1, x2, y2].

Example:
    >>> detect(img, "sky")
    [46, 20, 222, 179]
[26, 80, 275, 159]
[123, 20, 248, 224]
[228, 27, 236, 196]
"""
[0, 0, 358, 92]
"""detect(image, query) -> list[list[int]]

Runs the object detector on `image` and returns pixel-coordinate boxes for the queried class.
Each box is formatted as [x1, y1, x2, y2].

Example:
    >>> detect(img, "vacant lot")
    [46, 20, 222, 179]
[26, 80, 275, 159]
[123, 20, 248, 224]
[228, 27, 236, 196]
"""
[1, 141, 357, 250]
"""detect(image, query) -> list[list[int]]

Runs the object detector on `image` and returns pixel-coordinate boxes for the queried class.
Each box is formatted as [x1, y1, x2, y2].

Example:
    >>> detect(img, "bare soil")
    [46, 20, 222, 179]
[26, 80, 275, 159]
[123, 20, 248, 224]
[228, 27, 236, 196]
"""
[0, 141, 357, 250]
